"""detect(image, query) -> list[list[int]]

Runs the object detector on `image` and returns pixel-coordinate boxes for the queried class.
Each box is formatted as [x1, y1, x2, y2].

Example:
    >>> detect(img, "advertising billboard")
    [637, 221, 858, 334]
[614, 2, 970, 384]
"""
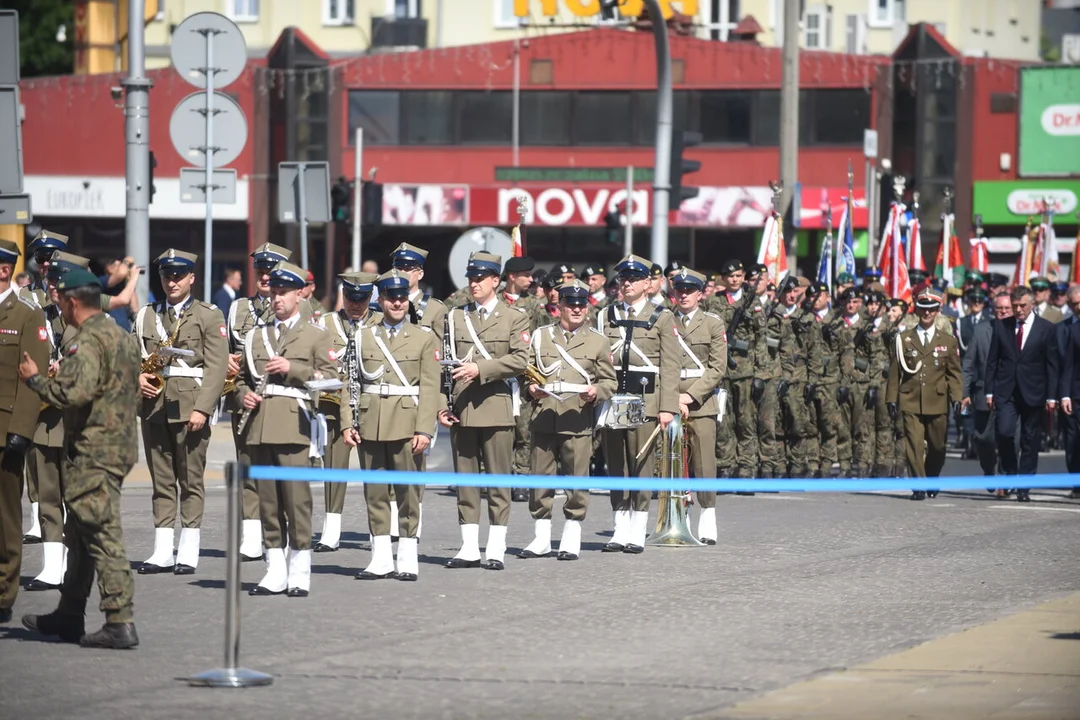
[1019, 66, 1080, 177]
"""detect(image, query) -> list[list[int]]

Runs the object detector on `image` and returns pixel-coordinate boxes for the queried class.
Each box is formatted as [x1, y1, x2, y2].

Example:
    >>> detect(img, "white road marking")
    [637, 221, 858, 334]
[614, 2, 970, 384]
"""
[930, 503, 956, 507]
[988, 504, 1080, 514]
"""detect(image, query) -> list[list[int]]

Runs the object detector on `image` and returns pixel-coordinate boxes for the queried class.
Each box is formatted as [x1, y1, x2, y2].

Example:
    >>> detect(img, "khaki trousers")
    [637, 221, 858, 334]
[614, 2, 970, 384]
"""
[602, 421, 657, 513]
[0, 460, 22, 611]
[686, 417, 717, 509]
[144, 420, 211, 528]
[529, 432, 590, 521]
[323, 419, 350, 514]
[359, 438, 423, 537]
[27, 444, 64, 542]
[251, 444, 314, 550]
[903, 412, 948, 478]
[231, 414, 260, 521]
[451, 425, 513, 526]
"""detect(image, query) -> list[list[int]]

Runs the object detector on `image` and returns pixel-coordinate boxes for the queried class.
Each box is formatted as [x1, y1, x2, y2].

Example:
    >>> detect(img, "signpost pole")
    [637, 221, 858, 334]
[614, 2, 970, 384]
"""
[297, 162, 309, 270]
[202, 28, 216, 302]
[644, 0, 671, 270]
[123, 0, 151, 306]
[624, 165, 633, 256]
[352, 128, 362, 271]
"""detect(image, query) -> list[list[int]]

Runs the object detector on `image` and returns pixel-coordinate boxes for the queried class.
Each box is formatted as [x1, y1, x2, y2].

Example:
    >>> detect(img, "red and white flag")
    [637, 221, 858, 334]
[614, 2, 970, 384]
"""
[969, 234, 989, 274]
[756, 210, 788, 283]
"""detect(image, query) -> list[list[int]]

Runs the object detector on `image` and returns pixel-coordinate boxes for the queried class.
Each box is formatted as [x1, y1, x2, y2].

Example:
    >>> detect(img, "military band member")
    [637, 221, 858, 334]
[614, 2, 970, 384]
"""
[237, 262, 337, 597]
[499, 256, 541, 500]
[670, 269, 726, 544]
[391, 242, 448, 340]
[598, 255, 679, 553]
[24, 230, 69, 309]
[519, 280, 615, 560]
[133, 250, 228, 575]
[228, 242, 292, 561]
[0, 239, 49, 625]
[343, 270, 439, 581]
[439, 252, 529, 571]
[313, 272, 380, 553]
[886, 290, 962, 500]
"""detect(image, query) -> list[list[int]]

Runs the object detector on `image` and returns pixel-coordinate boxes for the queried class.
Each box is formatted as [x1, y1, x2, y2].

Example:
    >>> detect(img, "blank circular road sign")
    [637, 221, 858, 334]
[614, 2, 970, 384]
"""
[170, 12, 248, 90]
[169, 91, 248, 168]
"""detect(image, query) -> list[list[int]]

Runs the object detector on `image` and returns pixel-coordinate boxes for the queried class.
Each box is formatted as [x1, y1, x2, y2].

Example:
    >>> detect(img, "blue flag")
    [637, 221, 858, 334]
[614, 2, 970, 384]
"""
[817, 235, 832, 291]
[836, 202, 857, 280]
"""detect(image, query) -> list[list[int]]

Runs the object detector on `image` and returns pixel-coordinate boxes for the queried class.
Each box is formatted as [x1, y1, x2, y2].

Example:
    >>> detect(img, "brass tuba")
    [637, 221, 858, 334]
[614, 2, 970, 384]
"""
[646, 415, 705, 547]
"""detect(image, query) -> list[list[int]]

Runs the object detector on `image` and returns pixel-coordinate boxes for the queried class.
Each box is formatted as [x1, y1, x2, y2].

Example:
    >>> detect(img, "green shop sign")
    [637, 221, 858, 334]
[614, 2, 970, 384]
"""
[494, 167, 655, 183]
[1019, 66, 1080, 177]
[972, 180, 1080, 225]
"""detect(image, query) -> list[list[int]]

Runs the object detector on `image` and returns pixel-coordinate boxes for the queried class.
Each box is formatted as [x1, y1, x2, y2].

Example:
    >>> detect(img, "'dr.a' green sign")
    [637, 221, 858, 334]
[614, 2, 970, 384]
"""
[972, 180, 1080, 225]
[1019, 66, 1080, 177]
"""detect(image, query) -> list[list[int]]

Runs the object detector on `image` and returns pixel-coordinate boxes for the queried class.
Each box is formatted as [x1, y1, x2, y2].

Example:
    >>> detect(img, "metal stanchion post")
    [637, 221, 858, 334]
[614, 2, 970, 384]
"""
[188, 462, 273, 688]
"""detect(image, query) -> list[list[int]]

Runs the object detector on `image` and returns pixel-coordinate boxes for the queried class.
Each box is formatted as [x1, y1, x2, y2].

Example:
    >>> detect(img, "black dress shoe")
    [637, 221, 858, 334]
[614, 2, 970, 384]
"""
[1017, 491, 1032, 503]
[0, 607, 11, 624]
[556, 551, 578, 561]
[482, 560, 505, 571]
[911, 491, 926, 501]
[622, 544, 644, 554]
[601, 542, 624, 553]
[735, 492, 756, 496]
[397, 573, 418, 582]
[80, 622, 139, 649]
[173, 564, 195, 576]
[22, 611, 84, 642]
[24, 578, 61, 591]
[701, 538, 717, 546]
[313, 543, 337, 553]
[240, 553, 263, 563]
[248, 585, 284, 596]
[356, 569, 398, 580]
[22, 534, 42, 545]
[137, 563, 174, 575]
[390, 536, 399, 543]
[517, 549, 551, 559]
[286, 587, 309, 598]
[511, 489, 529, 502]
[926, 491, 939, 499]
[444, 557, 481, 569]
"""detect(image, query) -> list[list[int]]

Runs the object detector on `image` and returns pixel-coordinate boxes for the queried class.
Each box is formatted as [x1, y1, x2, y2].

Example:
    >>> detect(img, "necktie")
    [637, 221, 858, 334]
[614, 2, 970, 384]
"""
[563, 330, 572, 344]
[168, 307, 177, 325]
[921, 330, 928, 346]
[682, 314, 690, 328]
[276, 323, 284, 341]
[1016, 320, 1023, 352]
[478, 307, 487, 323]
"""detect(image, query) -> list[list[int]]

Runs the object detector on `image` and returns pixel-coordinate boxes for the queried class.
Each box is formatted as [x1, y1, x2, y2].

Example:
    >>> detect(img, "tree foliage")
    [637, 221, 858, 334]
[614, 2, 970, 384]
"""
[2, 0, 74, 78]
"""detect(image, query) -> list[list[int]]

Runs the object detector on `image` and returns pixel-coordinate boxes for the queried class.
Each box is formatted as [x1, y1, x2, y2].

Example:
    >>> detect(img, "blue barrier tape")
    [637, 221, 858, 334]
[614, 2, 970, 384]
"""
[245, 465, 1080, 493]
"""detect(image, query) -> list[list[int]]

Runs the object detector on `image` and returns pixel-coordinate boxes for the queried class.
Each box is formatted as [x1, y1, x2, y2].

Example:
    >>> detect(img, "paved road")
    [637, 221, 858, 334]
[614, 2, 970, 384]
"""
[2, 446, 1079, 720]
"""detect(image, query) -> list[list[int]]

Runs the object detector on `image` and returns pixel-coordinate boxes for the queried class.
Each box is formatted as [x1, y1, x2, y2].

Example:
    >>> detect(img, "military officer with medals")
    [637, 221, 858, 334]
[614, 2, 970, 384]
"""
[519, 280, 616, 560]
[237, 262, 337, 596]
[342, 270, 439, 581]
[597, 255, 679, 553]
[133, 250, 228, 575]
[313, 272, 380, 553]
[670, 269, 726, 544]
[228, 242, 292, 561]
[886, 289, 962, 500]
[439, 252, 530, 571]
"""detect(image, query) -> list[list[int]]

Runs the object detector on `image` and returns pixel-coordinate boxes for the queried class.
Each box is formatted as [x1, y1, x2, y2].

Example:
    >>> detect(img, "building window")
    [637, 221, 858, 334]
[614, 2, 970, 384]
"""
[706, 0, 740, 41]
[387, 0, 422, 18]
[324, 0, 356, 25]
[402, 91, 453, 144]
[803, 89, 869, 145]
[227, 0, 259, 23]
[493, 0, 522, 28]
[521, 92, 571, 145]
[868, 0, 903, 28]
[804, 5, 831, 50]
[633, 91, 690, 146]
[845, 14, 866, 54]
[457, 91, 512, 144]
[347, 91, 400, 145]
[699, 91, 752, 145]
[574, 92, 632, 145]
[753, 90, 781, 146]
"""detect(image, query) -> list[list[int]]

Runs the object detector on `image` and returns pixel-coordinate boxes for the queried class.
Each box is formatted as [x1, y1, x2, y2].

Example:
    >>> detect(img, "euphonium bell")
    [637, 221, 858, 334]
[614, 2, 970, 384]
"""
[524, 363, 548, 387]
[646, 415, 705, 547]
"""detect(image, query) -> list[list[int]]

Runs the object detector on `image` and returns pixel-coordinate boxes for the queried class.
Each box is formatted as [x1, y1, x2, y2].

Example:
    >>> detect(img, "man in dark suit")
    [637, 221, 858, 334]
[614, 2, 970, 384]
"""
[986, 286, 1060, 502]
[962, 293, 1012, 478]
[212, 268, 241, 318]
[1057, 286, 1080, 499]
[957, 288, 992, 454]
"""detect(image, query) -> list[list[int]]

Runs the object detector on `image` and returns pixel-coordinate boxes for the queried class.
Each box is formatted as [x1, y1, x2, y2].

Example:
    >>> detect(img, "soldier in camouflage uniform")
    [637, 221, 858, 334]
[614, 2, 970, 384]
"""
[881, 299, 910, 476]
[20, 268, 140, 649]
[863, 290, 893, 477]
[808, 283, 842, 476]
[752, 265, 785, 478]
[778, 277, 823, 478]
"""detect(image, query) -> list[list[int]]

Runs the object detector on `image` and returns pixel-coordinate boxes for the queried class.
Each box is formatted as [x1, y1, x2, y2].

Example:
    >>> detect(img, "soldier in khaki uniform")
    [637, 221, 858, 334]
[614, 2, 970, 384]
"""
[343, 270, 439, 581]
[313, 272, 381, 553]
[887, 290, 962, 500]
[670, 269, 726, 544]
[519, 280, 616, 560]
[501, 256, 542, 501]
[134, 250, 228, 575]
[597, 255, 679, 553]
[439, 252, 529, 571]
[237, 262, 337, 597]
[228, 242, 291, 561]
[23, 230, 68, 312]
[0, 239, 50, 625]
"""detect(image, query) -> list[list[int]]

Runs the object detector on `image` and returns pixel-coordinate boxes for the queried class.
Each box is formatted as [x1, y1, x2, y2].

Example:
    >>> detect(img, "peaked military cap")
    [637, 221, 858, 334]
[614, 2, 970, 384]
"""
[671, 267, 707, 291]
[614, 254, 652, 278]
[376, 269, 410, 298]
[390, 242, 428, 267]
[914, 288, 943, 310]
[465, 251, 502, 278]
[863, 266, 883, 279]
[0, 239, 20, 264]
[28, 230, 69, 253]
[251, 242, 292, 268]
[156, 248, 197, 273]
[47, 251, 91, 279]
[558, 279, 591, 305]
[1030, 276, 1051, 291]
[268, 262, 307, 288]
[340, 271, 377, 300]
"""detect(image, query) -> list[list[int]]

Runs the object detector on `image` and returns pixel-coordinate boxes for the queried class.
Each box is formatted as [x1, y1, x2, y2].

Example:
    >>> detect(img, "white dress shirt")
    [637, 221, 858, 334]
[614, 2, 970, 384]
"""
[917, 324, 935, 347]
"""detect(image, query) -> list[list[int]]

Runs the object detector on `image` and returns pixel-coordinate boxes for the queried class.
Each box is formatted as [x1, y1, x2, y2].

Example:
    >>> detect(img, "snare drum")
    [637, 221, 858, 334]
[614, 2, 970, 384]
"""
[598, 393, 646, 429]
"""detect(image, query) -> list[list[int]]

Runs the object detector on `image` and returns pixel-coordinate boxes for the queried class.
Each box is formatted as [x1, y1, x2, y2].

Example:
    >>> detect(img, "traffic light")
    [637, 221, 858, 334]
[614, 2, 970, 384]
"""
[669, 128, 702, 212]
[362, 181, 383, 227]
[148, 149, 157, 204]
[330, 176, 352, 223]
[604, 208, 622, 245]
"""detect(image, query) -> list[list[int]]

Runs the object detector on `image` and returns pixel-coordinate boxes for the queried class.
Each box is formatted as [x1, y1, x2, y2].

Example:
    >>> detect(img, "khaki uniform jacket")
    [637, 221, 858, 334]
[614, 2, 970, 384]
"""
[598, 301, 680, 418]
[227, 294, 275, 351]
[886, 326, 962, 415]
[409, 291, 447, 342]
[673, 309, 726, 418]
[321, 308, 382, 422]
[447, 300, 530, 428]
[134, 299, 228, 423]
[236, 318, 337, 446]
[0, 290, 49, 442]
[341, 322, 440, 442]
[528, 324, 616, 435]
[34, 303, 78, 447]
[1039, 303, 1065, 324]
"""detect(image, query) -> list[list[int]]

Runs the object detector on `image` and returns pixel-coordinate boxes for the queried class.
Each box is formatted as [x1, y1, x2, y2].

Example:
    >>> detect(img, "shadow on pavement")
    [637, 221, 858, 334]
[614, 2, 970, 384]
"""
[1048, 632, 1080, 640]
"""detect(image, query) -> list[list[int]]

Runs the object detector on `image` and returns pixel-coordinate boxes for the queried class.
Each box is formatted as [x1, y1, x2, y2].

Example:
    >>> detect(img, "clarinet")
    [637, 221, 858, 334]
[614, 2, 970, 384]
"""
[442, 311, 454, 406]
[236, 372, 266, 436]
[346, 330, 361, 432]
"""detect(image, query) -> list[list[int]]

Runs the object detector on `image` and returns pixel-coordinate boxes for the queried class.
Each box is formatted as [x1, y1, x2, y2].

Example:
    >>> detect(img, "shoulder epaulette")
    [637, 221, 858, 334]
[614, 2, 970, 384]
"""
[419, 326, 432, 332]
[16, 293, 39, 310]
[702, 311, 722, 321]
[587, 327, 605, 336]
[512, 305, 527, 314]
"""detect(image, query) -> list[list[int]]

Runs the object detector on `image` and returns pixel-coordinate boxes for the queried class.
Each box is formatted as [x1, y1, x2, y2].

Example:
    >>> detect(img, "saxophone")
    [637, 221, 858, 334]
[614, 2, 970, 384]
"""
[142, 317, 183, 392]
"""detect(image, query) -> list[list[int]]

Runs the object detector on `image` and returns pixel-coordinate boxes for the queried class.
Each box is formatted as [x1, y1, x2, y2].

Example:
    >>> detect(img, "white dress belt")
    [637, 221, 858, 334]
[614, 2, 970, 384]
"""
[623, 365, 657, 373]
[263, 384, 310, 400]
[161, 366, 204, 379]
[362, 383, 421, 397]
[679, 369, 704, 379]
[545, 382, 591, 393]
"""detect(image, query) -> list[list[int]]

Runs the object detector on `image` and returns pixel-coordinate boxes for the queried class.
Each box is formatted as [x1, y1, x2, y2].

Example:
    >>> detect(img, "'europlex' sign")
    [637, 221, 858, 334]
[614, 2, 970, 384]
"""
[512, 0, 698, 19]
